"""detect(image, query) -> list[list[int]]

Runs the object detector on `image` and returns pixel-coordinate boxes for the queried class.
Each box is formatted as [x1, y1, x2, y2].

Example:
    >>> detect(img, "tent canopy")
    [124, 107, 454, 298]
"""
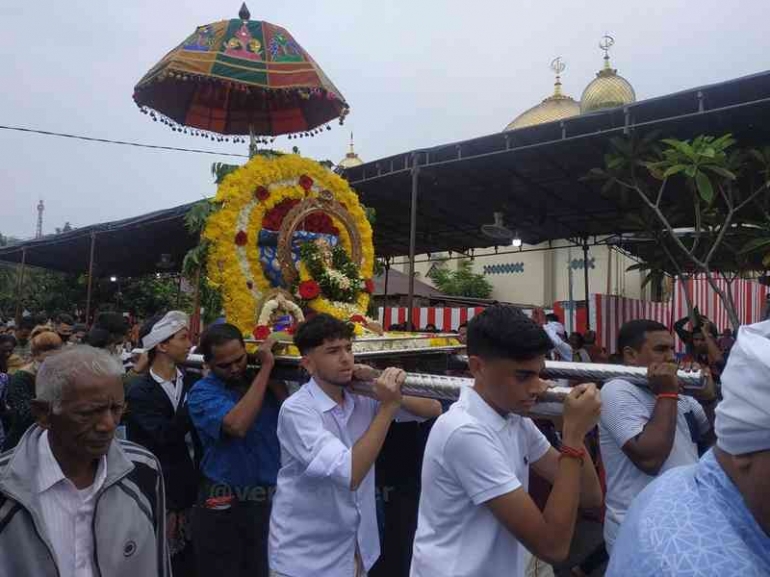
[0, 202, 198, 277]
[346, 69, 770, 257]
[2, 70, 770, 276]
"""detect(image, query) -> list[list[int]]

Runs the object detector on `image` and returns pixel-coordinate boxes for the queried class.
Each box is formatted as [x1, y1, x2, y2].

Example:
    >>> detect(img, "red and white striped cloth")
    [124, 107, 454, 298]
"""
[591, 276, 769, 353]
[377, 307, 486, 331]
[378, 276, 768, 353]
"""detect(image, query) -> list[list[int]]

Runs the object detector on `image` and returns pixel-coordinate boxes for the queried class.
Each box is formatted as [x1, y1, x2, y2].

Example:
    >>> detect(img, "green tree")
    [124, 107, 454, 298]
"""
[590, 133, 770, 329]
[428, 259, 493, 299]
[118, 276, 191, 318]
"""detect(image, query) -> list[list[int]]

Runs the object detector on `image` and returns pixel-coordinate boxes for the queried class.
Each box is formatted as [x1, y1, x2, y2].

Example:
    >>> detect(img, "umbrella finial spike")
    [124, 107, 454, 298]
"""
[239, 3, 251, 21]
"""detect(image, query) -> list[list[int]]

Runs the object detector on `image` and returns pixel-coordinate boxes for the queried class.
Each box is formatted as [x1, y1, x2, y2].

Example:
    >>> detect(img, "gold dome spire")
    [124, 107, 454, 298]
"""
[580, 35, 636, 113]
[337, 132, 364, 169]
[504, 57, 581, 131]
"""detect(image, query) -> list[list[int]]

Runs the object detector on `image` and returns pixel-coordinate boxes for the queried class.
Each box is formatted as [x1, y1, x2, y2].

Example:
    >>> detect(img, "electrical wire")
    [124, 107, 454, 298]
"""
[0, 124, 249, 158]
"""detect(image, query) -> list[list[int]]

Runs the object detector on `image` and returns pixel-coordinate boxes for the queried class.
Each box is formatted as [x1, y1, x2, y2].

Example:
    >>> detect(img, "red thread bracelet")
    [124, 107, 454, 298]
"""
[559, 445, 586, 464]
[657, 393, 679, 401]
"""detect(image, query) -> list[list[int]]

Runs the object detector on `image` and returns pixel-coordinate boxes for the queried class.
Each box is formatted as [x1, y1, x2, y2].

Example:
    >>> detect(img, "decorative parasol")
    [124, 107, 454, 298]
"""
[133, 3, 349, 143]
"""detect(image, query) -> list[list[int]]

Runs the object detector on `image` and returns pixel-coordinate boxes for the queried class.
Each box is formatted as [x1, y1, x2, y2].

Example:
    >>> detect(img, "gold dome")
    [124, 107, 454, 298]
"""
[337, 133, 364, 169]
[580, 36, 636, 113]
[504, 58, 580, 131]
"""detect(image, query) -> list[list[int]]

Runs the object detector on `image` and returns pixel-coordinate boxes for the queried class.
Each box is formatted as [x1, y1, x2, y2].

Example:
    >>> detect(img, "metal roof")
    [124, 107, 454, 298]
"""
[2, 70, 769, 275]
[345, 69, 770, 257]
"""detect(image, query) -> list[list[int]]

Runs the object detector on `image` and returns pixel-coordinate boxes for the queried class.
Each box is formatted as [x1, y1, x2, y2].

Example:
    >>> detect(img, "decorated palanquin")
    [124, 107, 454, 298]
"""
[202, 154, 460, 358]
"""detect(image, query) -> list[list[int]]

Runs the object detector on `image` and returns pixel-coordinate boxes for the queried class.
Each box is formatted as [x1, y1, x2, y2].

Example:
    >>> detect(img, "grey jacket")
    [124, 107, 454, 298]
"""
[0, 425, 171, 577]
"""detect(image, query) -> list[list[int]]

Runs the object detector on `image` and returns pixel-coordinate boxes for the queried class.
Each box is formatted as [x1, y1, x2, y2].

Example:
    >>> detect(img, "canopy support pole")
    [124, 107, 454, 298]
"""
[190, 267, 202, 344]
[14, 248, 27, 325]
[382, 258, 390, 329]
[583, 239, 591, 330]
[85, 232, 97, 324]
[407, 155, 420, 331]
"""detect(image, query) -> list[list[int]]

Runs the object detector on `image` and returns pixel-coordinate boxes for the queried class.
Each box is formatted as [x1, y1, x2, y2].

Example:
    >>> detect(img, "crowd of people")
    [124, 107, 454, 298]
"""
[0, 305, 767, 577]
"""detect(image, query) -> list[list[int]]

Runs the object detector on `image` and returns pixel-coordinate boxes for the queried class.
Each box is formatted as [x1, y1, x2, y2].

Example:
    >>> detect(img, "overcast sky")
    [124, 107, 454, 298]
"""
[2, 1, 768, 239]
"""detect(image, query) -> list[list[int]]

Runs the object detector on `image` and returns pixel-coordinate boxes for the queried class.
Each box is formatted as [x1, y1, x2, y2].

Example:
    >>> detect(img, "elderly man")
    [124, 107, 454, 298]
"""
[0, 346, 170, 577]
[608, 320, 770, 576]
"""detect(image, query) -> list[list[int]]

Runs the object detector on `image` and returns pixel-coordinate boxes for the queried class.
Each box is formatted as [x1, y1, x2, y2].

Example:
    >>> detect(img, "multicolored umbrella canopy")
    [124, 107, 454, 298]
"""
[133, 4, 349, 139]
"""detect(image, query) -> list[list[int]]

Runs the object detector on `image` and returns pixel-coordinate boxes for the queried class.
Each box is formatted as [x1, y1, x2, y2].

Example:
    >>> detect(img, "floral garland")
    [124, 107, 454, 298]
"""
[299, 241, 367, 303]
[297, 261, 373, 335]
[203, 154, 374, 337]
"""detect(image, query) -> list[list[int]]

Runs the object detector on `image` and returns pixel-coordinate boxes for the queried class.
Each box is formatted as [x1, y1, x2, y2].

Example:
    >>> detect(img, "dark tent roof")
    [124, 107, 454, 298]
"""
[2, 69, 770, 275]
[373, 268, 445, 298]
[0, 202, 199, 277]
[344, 69, 770, 257]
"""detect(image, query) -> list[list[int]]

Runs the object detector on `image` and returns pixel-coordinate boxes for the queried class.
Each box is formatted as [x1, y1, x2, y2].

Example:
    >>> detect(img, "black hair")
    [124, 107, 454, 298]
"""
[56, 313, 74, 326]
[19, 317, 36, 331]
[139, 313, 166, 363]
[569, 332, 585, 349]
[85, 327, 111, 348]
[545, 313, 560, 323]
[95, 312, 128, 336]
[294, 314, 355, 355]
[0, 334, 17, 348]
[617, 319, 669, 353]
[466, 304, 552, 361]
[199, 323, 244, 362]
[692, 324, 718, 338]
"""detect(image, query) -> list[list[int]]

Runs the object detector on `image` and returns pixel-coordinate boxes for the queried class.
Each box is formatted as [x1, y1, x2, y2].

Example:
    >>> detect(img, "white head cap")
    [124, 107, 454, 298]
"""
[715, 319, 770, 455]
[142, 311, 189, 351]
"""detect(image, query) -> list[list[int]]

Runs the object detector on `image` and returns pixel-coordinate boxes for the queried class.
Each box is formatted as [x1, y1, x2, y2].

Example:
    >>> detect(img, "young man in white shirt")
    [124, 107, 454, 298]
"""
[410, 305, 604, 577]
[599, 319, 715, 552]
[268, 314, 442, 577]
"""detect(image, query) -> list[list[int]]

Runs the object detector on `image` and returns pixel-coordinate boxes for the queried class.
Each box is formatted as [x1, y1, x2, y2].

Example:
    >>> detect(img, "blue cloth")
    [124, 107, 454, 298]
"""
[608, 449, 770, 577]
[188, 372, 281, 488]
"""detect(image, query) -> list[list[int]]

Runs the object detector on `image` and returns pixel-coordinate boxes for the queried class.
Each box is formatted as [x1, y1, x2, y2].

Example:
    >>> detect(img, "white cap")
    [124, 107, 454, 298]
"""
[715, 319, 770, 455]
[142, 311, 189, 351]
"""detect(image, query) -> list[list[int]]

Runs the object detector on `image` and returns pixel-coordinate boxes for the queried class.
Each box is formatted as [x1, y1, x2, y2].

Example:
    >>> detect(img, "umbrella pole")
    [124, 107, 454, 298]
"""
[249, 125, 258, 158]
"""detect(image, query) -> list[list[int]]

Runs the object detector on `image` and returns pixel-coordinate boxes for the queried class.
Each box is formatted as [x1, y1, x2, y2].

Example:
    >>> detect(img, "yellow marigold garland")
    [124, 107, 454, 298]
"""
[203, 154, 374, 336]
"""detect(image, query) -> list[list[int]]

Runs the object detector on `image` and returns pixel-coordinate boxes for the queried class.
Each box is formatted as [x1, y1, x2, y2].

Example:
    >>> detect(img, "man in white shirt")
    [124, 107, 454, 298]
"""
[410, 305, 604, 577]
[268, 313, 442, 577]
[599, 319, 715, 552]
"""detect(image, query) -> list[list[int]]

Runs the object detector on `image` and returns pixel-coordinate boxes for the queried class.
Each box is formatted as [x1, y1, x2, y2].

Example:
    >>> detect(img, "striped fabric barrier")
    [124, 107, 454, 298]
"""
[377, 307, 487, 331]
[378, 276, 768, 354]
[591, 277, 769, 353]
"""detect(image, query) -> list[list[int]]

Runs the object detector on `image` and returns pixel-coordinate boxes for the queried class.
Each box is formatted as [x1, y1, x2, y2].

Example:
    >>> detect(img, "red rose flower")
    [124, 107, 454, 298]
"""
[364, 279, 375, 294]
[299, 174, 314, 192]
[253, 325, 271, 340]
[350, 314, 366, 324]
[255, 186, 269, 201]
[298, 280, 321, 300]
[235, 230, 248, 246]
